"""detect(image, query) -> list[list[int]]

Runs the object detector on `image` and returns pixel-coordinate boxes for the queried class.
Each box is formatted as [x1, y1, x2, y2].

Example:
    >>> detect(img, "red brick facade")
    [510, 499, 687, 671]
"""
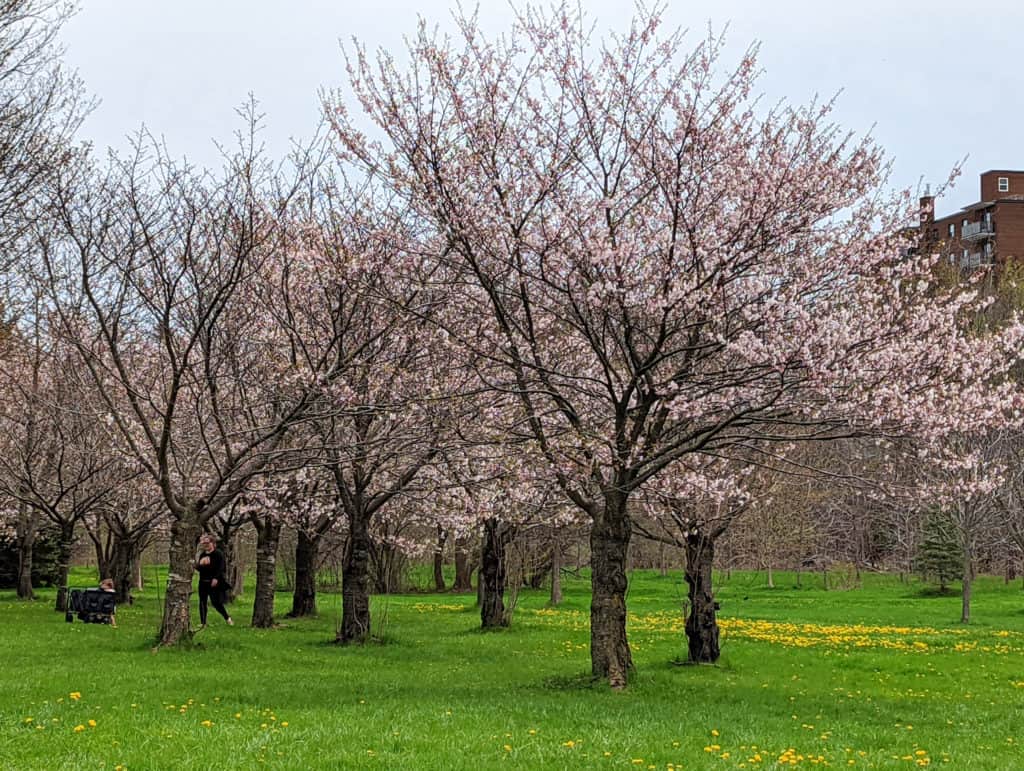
[919, 170, 1024, 271]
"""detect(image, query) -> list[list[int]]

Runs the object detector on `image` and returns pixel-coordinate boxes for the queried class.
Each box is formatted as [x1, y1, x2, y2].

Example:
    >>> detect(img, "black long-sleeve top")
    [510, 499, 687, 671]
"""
[196, 548, 226, 583]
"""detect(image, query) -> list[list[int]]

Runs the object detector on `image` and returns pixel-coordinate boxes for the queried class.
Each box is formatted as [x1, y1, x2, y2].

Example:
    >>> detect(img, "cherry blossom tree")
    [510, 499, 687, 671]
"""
[37, 120, 335, 645]
[0, 309, 131, 607]
[264, 176, 474, 642]
[85, 472, 164, 605]
[332, 5, 1024, 685]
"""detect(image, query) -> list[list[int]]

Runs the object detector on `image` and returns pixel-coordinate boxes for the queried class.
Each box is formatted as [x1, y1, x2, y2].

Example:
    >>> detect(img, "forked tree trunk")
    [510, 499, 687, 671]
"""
[338, 510, 372, 644]
[289, 530, 318, 617]
[251, 518, 282, 629]
[590, 490, 633, 688]
[453, 536, 473, 591]
[54, 521, 76, 612]
[479, 519, 508, 629]
[158, 516, 202, 646]
[109, 534, 140, 605]
[550, 537, 563, 606]
[684, 531, 720, 664]
[433, 526, 446, 592]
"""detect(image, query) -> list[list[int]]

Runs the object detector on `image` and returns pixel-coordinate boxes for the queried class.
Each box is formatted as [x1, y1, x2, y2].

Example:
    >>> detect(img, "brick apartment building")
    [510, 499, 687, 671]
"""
[919, 170, 1024, 270]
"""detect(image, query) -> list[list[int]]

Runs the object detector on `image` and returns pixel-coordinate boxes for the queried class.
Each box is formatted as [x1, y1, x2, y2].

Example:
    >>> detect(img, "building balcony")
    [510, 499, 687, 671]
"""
[959, 251, 993, 270]
[961, 220, 994, 242]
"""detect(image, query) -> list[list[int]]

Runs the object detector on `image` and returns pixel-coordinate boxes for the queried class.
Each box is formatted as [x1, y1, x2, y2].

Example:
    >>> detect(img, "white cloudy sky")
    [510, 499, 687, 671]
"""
[60, 0, 1024, 218]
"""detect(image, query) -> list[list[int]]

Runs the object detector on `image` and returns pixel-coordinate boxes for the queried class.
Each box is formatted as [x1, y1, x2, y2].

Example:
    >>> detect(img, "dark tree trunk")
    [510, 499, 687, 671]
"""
[528, 547, 548, 589]
[16, 530, 36, 600]
[54, 521, 75, 612]
[221, 533, 244, 602]
[453, 536, 473, 591]
[433, 525, 446, 592]
[370, 542, 403, 594]
[251, 518, 282, 629]
[109, 534, 139, 606]
[961, 547, 973, 624]
[158, 516, 202, 646]
[590, 489, 633, 687]
[338, 510, 372, 644]
[550, 536, 563, 606]
[289, 530, 318, 618]
[684, 531, 720, 664]
[479, 519, 509, 628]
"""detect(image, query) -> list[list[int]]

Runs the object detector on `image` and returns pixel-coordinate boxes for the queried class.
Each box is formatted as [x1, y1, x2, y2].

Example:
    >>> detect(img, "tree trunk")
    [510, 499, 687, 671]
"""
[479, 519, 508, 629]
[223, 536, 244, 602]
[221, 533, 244, 602]
[453, 536, 473, 591]
[433, 525, 446, 592]
[16, 529, 36, 600]
[550, 536, 563, 606]
[132, 550, 144, 590]
[251, 518, 282, 629]
[289, 530, 318, 617]
[766, 563, 774, 589]
[684, 531, 720, 664]
[109, 534, 139, 605]
[961, 548, 973, 624]
[158, 516, 202, 646]
[338, 510, 372, 644]
[659, 541, 667, 577]
[54, 521, 76, 612]
[590, 490, 633, 687]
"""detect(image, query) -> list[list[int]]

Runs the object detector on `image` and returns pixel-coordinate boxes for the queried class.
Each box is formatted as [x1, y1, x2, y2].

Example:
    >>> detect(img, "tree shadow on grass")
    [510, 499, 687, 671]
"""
[539, 671, 605, 691]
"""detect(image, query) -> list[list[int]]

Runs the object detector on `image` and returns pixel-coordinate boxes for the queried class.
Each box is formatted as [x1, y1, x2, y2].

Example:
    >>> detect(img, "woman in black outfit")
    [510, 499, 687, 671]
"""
[196, 533, 234, 628]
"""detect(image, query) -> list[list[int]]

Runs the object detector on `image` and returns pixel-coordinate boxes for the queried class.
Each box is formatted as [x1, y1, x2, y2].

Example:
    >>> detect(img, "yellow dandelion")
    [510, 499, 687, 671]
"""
[73, 724, 85, 733]
[711, 729, 720, 737]
[87, 720, 96, 728]
[23, 717, 33, 724]
[234, 713, 241, 719]
[281, 722, 288, 727]
[563, 740, 576, 748]
[201, 720, 213, 728]
[69, 692, 81, 701]
[503, 744, 512, 752]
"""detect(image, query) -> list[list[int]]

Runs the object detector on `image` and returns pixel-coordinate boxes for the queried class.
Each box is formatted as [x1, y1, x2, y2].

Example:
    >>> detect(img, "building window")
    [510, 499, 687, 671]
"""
[949, 223, 955, 237]
[998, 177, 1009, 192]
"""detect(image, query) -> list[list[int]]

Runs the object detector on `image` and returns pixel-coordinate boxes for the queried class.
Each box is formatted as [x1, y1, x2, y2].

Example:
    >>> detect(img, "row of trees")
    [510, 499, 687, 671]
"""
[2, 2, 1023, 687]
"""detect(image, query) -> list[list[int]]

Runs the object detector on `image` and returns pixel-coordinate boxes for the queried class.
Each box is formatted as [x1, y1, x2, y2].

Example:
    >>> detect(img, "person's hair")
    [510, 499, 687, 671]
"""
[200, 533, 217, 545]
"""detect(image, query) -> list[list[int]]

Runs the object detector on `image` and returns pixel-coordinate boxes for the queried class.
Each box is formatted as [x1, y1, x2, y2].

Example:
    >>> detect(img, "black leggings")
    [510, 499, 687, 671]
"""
[198, 581, 230, 624]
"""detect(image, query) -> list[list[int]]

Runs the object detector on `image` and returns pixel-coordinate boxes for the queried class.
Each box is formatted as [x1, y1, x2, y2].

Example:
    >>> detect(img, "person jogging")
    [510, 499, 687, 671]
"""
[195, 533, 234, 629]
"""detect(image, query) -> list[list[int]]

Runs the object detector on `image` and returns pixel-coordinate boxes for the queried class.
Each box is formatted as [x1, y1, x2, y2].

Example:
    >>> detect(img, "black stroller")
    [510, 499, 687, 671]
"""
[66, 588, 116, 625]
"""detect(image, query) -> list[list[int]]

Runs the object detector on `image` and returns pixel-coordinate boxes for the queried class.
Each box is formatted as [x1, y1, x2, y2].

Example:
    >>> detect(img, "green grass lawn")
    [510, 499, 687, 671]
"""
[2, 567, 1024, 769]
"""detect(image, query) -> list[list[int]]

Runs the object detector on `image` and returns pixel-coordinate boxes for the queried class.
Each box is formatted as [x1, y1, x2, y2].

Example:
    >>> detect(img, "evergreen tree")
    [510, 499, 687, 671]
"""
[915, 511, 961, 592]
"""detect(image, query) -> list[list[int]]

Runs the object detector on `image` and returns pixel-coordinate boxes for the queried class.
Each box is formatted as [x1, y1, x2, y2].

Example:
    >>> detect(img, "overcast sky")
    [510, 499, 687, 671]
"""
[59, 0, 1024, 218]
